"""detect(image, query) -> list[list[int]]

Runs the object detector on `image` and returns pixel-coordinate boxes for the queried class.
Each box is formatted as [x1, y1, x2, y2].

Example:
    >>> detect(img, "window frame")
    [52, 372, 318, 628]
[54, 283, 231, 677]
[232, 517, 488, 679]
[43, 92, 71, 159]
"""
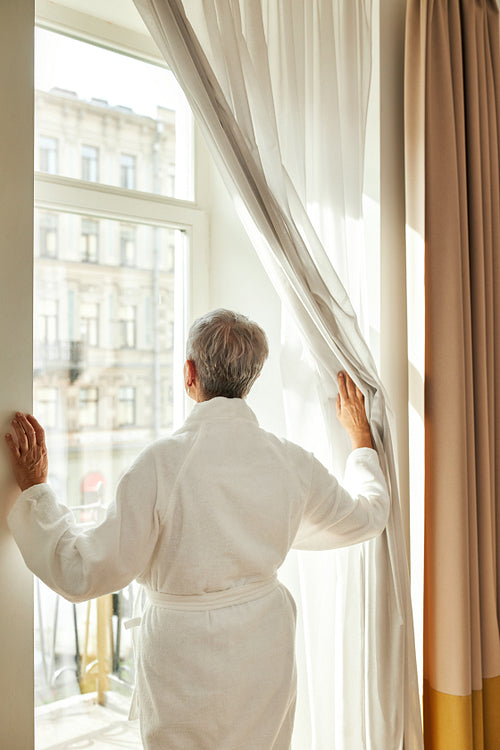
[39, 134, 58, 174]
[117, 385, 136, 427]
[78, 385, 99, 428]
[38, 211, 58, 258]
[119, 153, 137, 190]
[81, 144, 99, 182]
[34, 4, 210, 429]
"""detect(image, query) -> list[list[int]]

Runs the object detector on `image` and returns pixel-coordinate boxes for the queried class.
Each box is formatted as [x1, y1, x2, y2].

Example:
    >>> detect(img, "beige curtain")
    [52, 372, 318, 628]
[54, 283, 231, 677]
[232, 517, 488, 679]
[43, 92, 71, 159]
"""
[405, 1, 500, 748]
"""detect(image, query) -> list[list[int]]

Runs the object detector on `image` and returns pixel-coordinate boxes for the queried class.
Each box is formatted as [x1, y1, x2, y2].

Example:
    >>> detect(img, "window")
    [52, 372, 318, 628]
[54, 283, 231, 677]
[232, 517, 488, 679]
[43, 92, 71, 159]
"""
[81, 218, 99, 262]
[33, 10, 206, 736]
[120, 154, 136, 189]
[39, 212, 58, 258]
[39, 135, 58, 173]
[80, 302, 99, 346]
[118, 386, 135, 426]
[119, 305, 136, 349]
[35, 386, 59, 429]
[35, 27, 193, 198]
[120, 226, 136, 266]
[37, 299, 58, 344]
[81, 145, 99, 181]
[79, 386, 98, 428]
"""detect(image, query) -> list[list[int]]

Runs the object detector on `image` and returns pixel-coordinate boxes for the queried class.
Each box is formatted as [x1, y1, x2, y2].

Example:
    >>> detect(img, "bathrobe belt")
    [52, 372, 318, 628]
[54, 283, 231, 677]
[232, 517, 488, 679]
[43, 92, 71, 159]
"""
[146, 574, 279, 611]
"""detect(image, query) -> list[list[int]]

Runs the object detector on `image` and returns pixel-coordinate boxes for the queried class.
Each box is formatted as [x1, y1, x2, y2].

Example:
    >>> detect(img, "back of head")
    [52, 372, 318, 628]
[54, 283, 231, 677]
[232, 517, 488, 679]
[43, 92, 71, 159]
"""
[186, 309, 269, 399]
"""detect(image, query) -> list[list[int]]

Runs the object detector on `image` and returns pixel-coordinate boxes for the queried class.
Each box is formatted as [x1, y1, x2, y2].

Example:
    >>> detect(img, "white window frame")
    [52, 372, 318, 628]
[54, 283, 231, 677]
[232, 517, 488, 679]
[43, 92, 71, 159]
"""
[81, 144, 99, 182]
[34, 2, 210, 427]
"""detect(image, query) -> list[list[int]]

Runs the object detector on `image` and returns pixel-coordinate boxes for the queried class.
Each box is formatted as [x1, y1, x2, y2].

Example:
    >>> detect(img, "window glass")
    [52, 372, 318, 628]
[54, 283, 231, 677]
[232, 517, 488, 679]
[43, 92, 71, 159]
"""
[79, 386, 99, 428]
[33, 207, 186, 709]
[119, 305, 137, 349]
[120, 154, 136, 189]
[80, 302, 99, 347]
[81, 144, 99, 182]
[81, 218, 99, 263]
[118, 386, 136, 427]
[38, 212, 58, 258]
[39, 135, 58, 173]
[35, 28, 194, 200]
[36, 298, 58, 344]
[33, 18, 193, 735]
[120, 225, 136, 267]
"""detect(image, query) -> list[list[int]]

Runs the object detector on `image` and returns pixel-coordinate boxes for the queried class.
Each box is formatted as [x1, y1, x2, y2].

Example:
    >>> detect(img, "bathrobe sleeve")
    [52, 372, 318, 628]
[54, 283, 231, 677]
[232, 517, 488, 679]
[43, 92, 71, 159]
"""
[293, 447, 390, 550]
[7, 448, 160, 602]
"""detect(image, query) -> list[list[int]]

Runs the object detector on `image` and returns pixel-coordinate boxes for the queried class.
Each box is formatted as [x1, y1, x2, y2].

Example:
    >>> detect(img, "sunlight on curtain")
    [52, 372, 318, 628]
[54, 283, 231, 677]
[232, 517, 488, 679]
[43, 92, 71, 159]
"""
[133, 1, 423, 747]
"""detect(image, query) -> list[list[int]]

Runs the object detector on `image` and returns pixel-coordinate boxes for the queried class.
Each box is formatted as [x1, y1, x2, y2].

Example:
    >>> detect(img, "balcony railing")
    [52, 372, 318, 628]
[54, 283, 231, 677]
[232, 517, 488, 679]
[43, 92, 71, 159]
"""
[34, 340, 87, 382]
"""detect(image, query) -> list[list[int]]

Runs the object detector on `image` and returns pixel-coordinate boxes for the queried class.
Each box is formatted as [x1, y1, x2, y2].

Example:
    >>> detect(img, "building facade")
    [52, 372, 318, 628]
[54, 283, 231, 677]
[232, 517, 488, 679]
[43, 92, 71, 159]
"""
[34, 87, 180, 508]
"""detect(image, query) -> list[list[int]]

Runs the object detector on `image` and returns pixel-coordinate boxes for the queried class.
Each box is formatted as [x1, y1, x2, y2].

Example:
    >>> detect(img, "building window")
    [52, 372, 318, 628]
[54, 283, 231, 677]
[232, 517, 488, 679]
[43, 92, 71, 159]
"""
[120, 154, 136, 189]
[80, 302, 99, 346]
[81, 218, 99, 262]
[37, 299, 58, 344]
[81, 145, 99, 182]
[35, 387, 58, 429]
[118, 386, 135, 427]
[79, 386, 98, 428]
[39, 213, 58, 258]
[39, 135, 58, 174]
[120, 226, 136, 266]
[119, 305, 136, 348]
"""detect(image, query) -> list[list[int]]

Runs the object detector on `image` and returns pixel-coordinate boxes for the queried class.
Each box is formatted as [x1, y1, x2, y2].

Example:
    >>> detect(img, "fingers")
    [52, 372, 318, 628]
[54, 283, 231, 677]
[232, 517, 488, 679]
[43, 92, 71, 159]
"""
[338, 372, 365, 403]
[8, 413, 43, 454]
[27, 414, 46, 446]
[11, 416, 29, 453]
[336, 392, 341, 417]
[337, 372, 348, 400]
[344, 372, 356, 399]
[337, 371, 357, 399]
[17, 414, 37, 449]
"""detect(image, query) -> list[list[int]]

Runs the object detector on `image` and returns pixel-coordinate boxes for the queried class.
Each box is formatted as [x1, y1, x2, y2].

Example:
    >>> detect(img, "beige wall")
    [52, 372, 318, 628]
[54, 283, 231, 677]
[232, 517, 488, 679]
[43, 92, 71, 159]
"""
[0, 1, 35, 748]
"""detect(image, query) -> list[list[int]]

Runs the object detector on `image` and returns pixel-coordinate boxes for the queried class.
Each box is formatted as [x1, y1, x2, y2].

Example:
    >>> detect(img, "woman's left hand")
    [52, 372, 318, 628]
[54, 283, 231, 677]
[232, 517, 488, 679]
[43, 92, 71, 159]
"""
[5, 413, 48, 491]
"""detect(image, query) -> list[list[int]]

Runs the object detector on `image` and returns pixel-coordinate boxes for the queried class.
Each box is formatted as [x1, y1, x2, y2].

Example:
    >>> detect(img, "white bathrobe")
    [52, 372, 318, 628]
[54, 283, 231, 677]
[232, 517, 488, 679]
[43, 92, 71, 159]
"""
[8, 397, 389, 750]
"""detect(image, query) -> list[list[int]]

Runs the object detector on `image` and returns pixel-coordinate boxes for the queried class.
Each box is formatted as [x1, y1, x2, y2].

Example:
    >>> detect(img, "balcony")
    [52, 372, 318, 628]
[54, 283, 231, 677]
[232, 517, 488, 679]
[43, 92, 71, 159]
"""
[34, 340, 87, 383]
[36, 692, 141, 749]
[35, 578, 142, 749]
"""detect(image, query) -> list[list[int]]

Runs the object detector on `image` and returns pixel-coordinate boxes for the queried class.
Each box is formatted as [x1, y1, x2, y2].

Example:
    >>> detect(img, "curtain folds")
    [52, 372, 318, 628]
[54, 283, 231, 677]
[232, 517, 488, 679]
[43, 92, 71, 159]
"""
[133, 0, 422, 747]
[405, 1, 500, 748]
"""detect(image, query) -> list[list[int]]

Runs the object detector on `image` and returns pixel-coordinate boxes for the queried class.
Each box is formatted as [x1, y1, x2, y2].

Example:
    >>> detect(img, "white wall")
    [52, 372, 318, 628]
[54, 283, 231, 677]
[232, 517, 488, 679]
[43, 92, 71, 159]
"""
[0, 1, 35, 747]
[195, 131, 287, 437]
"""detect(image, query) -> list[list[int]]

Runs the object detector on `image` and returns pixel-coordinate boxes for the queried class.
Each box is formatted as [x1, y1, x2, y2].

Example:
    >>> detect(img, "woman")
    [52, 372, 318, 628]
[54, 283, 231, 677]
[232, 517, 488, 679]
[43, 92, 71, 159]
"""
[5, 308, 389, 750]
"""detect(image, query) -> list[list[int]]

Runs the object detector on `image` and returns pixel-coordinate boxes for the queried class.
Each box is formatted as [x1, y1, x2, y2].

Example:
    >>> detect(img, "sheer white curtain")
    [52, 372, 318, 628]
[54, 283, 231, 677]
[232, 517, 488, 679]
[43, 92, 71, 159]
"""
[133, 1, 423, 747]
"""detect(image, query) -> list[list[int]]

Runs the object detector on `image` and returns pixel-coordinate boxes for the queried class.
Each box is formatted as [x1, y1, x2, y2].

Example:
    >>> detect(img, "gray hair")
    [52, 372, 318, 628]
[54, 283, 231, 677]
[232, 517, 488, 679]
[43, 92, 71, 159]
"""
[186, 309, 269, 399]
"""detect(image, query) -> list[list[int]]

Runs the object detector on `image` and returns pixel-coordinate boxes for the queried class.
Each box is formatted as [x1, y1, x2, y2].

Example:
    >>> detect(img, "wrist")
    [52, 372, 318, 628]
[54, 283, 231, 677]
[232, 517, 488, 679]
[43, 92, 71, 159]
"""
[349, 430, 373, 450]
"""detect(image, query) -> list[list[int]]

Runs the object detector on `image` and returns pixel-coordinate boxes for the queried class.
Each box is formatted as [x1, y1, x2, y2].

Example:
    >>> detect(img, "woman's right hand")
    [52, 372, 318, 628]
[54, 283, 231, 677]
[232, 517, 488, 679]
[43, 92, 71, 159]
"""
[335, 372, 373, 450]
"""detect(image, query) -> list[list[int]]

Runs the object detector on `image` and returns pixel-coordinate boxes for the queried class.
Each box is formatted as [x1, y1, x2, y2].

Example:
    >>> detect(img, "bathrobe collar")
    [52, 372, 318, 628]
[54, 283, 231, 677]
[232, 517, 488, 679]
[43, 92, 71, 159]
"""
[179, 396, 259, 432]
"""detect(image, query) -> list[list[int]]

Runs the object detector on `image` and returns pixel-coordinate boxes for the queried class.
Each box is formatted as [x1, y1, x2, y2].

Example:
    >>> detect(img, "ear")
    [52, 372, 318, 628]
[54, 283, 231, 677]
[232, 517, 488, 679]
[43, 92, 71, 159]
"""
[184, 359, 197, 386]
